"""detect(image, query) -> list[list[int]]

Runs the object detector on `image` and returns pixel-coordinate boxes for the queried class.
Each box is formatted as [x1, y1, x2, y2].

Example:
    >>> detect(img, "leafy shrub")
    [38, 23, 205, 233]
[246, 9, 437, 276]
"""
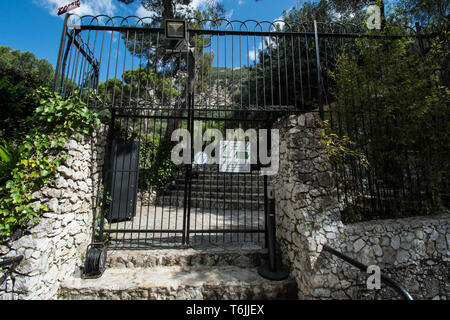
[0, 87, 100, 240]
[0, 47, 55, 143]
[327, 29, 449, 222]
[138, 136, 180, 191]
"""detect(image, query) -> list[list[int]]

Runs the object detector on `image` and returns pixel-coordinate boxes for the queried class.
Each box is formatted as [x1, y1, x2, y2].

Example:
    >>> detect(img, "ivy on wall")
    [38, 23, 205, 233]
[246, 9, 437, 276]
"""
[0, 88, 101, 241]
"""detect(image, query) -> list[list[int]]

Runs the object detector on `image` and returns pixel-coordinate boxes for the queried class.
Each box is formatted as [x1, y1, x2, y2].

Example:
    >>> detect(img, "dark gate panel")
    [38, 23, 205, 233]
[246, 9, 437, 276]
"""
[106, 140, 140, 223]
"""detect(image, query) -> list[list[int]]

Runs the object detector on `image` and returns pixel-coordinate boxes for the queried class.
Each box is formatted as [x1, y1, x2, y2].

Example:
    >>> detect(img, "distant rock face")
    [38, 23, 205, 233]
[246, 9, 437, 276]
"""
[194, 83, 233, 108]
[273, 113, 449, 300]
[0, 126, 108, 300]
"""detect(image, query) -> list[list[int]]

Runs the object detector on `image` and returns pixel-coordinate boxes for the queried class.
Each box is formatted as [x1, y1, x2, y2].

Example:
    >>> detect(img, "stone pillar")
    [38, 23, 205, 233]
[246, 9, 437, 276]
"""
[0, 126, 107, 300]
[273, 113, 345, 299]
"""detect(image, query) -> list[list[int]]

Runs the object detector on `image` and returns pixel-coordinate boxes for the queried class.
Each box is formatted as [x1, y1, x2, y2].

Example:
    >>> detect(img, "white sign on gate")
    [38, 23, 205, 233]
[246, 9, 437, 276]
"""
[219, 140, 251, 173]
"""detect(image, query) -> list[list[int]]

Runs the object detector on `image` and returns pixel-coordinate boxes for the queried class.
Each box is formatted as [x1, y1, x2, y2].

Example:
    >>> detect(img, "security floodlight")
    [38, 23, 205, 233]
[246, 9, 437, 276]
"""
[164, 19, 189, 53]
[165, 20, 187, 39]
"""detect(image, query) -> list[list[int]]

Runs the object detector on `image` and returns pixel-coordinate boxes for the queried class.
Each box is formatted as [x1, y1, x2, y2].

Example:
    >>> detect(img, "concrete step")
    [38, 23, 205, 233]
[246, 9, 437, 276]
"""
[157, 196, 265, 210]
[60, 265, 298, 300]
[168, 184, 266, 193]
[160, 190, 265, 202]
[105, 244, 267, 268]
[174, 177, 267, 185]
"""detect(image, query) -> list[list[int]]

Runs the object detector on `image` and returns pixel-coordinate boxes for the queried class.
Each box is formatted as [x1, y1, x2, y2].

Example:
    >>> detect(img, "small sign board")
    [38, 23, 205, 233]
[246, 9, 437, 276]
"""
[219, 140, 251, 173]
[58, 0, 81, 16]
[194, 151, 208, 166]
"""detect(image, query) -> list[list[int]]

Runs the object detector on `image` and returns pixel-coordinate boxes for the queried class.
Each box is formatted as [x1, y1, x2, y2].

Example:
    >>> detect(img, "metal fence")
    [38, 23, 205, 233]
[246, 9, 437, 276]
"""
[55, 15, 448, 247]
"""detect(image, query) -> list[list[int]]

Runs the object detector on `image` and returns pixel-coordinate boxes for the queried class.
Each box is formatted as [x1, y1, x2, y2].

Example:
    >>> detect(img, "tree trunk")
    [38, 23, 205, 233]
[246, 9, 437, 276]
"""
[162, 0, 174, 18]
[164, 49, 197, 142]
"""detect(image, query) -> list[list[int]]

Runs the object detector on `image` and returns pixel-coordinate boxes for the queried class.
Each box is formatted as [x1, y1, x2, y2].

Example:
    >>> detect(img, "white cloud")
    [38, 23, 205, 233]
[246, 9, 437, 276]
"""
[136, 5, 156, 18]
[38, 0, 226, 21]
[173, 0, 223, 19]
[37, 0, 117, 17]
[249, 34, 279, 62]
[248, 49, 256, 62]
[225, 9, 234, 20]
[248, 39, 264, 62]
[191, 0, 218, 9]
[238, 0, 245, 5]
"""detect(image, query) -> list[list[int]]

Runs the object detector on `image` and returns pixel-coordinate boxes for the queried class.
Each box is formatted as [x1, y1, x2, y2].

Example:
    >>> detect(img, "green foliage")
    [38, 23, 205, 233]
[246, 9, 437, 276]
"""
[138, 136, 180, 191]
[0, 46, 54, 87]
[97, 67, 179, 106]
[329, 23, 449, 221]
[0, 87, 100, 241]
[0, 47, 55, 143]
[95, 184, 112, 245]
[320, 120, 369, 170]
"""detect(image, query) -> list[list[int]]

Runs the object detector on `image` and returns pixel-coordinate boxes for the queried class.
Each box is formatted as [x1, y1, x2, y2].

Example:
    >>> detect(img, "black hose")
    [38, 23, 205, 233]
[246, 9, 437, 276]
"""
[322, 244, 413, 300]
[0, 255, 23, 268]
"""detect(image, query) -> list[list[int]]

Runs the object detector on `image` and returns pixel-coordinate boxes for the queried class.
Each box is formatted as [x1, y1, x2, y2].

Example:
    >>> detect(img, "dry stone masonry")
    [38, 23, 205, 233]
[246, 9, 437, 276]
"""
[1, 110, 448, 300]
[0, 126, 107, 300]
[273, 113, 449, 300]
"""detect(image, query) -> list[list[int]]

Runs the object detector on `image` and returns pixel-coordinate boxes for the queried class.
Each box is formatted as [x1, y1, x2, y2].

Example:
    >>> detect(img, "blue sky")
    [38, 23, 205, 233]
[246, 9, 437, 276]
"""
[0, 0, 298, 70]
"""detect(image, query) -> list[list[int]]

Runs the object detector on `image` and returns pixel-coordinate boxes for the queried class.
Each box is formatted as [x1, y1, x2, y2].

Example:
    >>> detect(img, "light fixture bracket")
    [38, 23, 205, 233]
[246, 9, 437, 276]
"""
[163, 19, 189, 53]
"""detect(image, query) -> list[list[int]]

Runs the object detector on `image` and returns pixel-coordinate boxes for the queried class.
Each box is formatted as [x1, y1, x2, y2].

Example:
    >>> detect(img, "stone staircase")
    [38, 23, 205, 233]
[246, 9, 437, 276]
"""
[157, 168, 269, 211]
[59, 243, 298, 300]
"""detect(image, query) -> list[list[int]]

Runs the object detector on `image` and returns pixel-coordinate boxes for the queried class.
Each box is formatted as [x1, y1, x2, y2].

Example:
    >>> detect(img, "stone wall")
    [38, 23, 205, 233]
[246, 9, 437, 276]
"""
[0, 127, 107, 300]
[329, 215, 449, 299]
[273, 113, 449, 300]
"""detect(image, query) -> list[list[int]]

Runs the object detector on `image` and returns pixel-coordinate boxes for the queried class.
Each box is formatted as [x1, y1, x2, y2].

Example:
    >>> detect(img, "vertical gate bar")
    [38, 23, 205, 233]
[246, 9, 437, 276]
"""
[283, 35, 288, 105]
[314, 20, 324, 120]
[119, 30, 130, 247]
[92, 26, 106, 108]
[263, 108, 270, 248]
[151, 113, 159, 243]
[305, 34, 312, 107]
[277, 34, 282, 107]
[101, 30, 114, 105]
[186, 82, 195, 245]
[62, 31, 75, 97]
[135, 30, 146, 245]
[194, 34, 200, 243]
[182, 64, 189, 245]
[124, 30, 138, 245]
[112, 30, 122, 108]
[254, 34, 258, 109]
[291, 35, 297, 109]
[183, 44, 195, 245]
[159, 111, 167, 245]
[79, 29, 91, 97]
[297, 34, 304, 109]
[110, 117, 123, 247]
[223, 119, 227, 242]
[71, 32, 82, 95]
[97, 107, 115, 245]
[54, 13, 70, 92]
[59, 30, 75, 96]
[142, 108, 153, 246]
[167, 49, 178, 244]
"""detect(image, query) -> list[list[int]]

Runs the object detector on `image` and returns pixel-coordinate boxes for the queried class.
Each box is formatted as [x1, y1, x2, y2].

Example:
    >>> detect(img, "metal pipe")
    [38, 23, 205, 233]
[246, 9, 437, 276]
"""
[0, 255, 23, 268]
[266, 187, 277, 271]
[322, 245, 414, 300]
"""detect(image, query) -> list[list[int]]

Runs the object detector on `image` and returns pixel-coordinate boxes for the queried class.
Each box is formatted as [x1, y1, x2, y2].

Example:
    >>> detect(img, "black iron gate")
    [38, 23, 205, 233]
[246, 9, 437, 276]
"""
[54, 15, 364, 248]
